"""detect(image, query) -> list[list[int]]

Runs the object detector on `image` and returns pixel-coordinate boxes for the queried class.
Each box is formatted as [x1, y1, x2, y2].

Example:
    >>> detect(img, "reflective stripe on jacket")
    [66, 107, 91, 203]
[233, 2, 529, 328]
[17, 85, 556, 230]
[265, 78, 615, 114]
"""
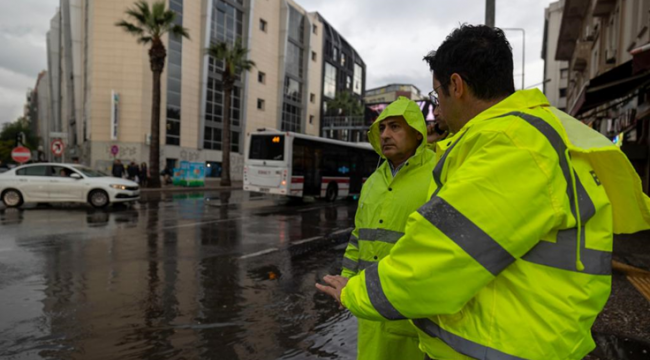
[341, 96, 435, 360]
[341, 89, 650, 360]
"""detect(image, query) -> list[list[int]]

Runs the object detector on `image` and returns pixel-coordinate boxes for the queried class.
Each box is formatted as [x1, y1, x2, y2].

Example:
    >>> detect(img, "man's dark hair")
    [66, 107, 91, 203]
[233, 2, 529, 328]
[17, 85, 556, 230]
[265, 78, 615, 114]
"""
[424, 24, 515, 100]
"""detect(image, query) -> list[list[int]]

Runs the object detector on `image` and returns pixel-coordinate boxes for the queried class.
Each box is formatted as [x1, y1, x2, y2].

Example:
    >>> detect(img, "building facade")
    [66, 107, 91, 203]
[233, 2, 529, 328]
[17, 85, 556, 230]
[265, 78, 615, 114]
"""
[556, 0, 650, 191]
[542, 1, 569, 110]
[364, 83, 423, 105]
[45, 0, 365, 179]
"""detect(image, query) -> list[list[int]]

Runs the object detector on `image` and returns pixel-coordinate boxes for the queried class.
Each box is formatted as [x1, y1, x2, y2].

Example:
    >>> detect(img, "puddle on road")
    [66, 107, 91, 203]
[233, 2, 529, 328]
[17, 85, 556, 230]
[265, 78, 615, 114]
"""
[592, 332, 650, 360]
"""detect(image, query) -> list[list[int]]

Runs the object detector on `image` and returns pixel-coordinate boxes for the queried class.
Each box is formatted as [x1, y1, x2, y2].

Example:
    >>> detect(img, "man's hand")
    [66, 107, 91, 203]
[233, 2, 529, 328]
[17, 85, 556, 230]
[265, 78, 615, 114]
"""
[427, 122, 448, 144]
[315, 275, 349, 308]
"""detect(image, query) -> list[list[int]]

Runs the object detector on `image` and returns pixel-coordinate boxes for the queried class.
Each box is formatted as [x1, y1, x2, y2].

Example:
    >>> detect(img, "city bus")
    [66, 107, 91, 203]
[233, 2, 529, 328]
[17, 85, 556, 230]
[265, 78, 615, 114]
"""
[244, 129, 379, 201]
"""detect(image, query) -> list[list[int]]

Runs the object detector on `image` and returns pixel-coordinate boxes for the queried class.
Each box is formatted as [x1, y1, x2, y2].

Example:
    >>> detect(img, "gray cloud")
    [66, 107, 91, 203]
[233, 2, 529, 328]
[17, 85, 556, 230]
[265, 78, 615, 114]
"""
[0, 0, 58, 125]
[301, 0, 555, 94]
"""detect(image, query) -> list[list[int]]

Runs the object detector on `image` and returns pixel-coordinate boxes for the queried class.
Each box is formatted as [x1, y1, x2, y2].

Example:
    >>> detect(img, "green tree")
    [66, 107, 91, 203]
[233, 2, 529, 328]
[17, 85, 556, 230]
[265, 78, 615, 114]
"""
[116, 0, 189, 188]
[326, 91, 364, 117]
[0, 118, 38, 164]
[206, 40, 255, 186]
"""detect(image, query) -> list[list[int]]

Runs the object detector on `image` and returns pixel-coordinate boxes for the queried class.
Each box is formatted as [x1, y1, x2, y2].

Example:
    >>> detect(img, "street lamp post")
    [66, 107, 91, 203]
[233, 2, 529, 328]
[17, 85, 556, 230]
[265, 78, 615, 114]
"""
[502, 28, 525, 90]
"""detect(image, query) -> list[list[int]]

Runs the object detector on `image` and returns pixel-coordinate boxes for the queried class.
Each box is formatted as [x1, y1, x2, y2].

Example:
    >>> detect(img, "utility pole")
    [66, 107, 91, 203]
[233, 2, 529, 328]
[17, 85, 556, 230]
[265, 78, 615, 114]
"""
[503, 28, 526, 90]
[485, 0, 495, 28]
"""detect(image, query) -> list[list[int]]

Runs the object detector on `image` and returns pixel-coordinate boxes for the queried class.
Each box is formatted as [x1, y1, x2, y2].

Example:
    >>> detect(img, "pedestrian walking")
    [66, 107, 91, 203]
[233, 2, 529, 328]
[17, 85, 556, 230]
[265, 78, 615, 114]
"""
[316, 24, 650, 360]
[112, 159, 125, 178]
[140, 162, 149, 187]
[127, 161, 139, 181]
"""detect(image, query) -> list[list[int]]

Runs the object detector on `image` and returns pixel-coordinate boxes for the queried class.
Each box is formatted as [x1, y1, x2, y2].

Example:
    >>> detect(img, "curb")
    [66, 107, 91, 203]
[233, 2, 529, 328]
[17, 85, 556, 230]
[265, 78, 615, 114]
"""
[140, 184, 243, 194]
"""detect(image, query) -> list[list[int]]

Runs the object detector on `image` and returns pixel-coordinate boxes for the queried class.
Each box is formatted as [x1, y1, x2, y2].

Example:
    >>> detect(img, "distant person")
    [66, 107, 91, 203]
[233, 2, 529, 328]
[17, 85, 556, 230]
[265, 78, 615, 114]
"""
[161, 165, 172, 185]
[72, 157, 80, 164]
[112, 159, 125, 178]
[127, 161, 139, 181]
[140, 162, 149, 187]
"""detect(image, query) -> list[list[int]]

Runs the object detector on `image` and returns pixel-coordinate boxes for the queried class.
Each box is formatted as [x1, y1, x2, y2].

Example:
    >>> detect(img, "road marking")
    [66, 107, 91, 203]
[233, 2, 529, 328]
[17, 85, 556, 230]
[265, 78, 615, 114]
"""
[238, 228, 354, 260]
[239, 247, 279, 259]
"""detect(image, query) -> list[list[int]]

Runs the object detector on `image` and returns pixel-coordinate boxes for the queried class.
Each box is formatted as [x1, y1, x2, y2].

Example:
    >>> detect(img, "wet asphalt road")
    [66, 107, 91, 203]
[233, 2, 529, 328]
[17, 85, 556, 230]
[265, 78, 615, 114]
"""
[0, 191, 358, 360]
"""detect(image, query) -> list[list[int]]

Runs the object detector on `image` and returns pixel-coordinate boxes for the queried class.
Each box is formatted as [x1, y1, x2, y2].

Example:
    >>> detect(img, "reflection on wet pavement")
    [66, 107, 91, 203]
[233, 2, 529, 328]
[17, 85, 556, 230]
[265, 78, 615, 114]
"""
[0, 191, 358, 359]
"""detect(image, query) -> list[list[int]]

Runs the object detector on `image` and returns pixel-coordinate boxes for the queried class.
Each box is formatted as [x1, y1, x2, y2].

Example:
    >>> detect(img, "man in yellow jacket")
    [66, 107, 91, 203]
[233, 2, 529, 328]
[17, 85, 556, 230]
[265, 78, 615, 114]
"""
[317, 24, 650, 359]
[341, 96, 434, 360]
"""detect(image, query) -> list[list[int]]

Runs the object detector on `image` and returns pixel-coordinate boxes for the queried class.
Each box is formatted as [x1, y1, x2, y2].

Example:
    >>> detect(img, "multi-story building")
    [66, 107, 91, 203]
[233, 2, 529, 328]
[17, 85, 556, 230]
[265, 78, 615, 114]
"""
[45, 0, 365, 179]
[542, 0, 569, 110]
[556, 0, 650, 191]
[364, 83, 423, 105]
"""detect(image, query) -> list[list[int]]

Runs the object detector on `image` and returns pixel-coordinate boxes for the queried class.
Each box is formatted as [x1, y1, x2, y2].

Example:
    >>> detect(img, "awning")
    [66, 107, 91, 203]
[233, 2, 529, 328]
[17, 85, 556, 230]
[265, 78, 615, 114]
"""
[631, 43, 650, 74]
[570, 60, 650, 116]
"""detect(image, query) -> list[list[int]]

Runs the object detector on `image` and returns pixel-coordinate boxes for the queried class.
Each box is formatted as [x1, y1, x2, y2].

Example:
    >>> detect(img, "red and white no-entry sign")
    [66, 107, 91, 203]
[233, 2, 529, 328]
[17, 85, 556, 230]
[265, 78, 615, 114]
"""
[51, 139, 65, 156]
[11, 146, 31, 164]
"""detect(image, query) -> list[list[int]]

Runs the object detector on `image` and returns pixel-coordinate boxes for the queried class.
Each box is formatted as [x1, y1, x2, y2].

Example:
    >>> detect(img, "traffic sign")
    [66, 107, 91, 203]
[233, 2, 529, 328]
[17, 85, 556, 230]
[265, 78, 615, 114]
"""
[11, 146, 31, 164]
[51, 139, 65, 156]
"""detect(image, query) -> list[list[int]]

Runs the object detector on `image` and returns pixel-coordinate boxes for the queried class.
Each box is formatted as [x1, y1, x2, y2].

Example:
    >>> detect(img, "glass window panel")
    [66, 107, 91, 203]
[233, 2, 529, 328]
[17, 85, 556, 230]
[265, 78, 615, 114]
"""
[168, 78, 181, 93]
[167, 92, 181, 107]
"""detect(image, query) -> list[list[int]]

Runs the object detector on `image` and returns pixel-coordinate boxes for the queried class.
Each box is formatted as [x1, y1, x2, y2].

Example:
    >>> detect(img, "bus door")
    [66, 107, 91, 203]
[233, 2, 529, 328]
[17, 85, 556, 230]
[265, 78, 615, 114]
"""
[303, 147, 322, 196]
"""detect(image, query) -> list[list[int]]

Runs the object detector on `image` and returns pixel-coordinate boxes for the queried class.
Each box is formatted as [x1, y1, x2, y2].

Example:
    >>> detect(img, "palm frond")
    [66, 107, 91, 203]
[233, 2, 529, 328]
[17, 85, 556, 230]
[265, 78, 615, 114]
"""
[137, 36, 153, 45]
[115, 20, 144, 37]
[170, 24, 190, 40]
[125, 8, 147, 27]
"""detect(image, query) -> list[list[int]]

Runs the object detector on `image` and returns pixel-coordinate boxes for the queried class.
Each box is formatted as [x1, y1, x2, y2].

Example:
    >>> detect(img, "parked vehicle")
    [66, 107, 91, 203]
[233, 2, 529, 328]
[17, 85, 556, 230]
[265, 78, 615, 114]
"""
[0, 163, 140, 208]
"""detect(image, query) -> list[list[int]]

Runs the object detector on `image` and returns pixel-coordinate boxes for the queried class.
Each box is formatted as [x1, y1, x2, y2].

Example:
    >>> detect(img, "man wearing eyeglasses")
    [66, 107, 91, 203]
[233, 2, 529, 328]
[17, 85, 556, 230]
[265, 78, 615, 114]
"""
[317, 24, 650, 359]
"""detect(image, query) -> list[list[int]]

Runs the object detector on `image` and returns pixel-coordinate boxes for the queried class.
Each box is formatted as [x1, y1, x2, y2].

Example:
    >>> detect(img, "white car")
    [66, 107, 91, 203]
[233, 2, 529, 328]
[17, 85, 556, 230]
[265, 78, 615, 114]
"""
[0, 163, 140, 208]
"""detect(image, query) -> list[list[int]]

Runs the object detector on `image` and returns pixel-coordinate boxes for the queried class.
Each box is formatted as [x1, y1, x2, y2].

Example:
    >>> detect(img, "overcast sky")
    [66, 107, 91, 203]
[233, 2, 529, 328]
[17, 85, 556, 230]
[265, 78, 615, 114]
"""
[0, 0, 555, 126]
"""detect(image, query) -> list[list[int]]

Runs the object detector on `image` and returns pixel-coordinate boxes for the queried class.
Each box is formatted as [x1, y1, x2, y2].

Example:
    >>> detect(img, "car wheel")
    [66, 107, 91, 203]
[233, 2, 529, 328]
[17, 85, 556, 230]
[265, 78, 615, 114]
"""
[89, 190, 109, 209]
[2, 189, 23, 208]
[325, 182, 338, 202]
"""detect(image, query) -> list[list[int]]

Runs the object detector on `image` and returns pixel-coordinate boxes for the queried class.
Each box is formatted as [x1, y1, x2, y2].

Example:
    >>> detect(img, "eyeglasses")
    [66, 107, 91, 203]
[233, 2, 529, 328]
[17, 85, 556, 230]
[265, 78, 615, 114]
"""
[428, 84, 444, 107]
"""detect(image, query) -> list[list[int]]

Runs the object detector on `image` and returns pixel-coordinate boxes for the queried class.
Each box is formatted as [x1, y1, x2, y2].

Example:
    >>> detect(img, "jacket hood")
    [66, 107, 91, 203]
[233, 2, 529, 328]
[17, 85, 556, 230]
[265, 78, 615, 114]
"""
[367, 96, 428, 158]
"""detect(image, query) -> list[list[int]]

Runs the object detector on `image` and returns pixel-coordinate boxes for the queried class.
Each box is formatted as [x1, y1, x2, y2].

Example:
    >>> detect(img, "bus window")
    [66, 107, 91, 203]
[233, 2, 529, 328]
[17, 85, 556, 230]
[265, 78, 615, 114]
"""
[249, 135, 285, 161]
[293, 144, 305, 176]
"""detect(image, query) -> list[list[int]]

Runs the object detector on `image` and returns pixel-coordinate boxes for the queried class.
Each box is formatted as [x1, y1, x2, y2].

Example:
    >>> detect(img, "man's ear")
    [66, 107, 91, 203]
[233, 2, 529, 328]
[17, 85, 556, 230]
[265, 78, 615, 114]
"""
[450, 73, 464, 99]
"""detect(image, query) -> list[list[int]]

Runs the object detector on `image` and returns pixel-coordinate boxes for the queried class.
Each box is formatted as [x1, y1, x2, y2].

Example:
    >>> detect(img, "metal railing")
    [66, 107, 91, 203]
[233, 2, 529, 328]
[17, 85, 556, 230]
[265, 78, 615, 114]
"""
[322, 116, 368, 130]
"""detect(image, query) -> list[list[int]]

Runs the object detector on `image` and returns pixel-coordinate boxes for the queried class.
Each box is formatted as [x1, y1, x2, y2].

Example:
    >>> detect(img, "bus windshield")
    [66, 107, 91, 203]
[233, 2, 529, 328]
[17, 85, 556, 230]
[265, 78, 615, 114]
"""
[249, 135, 285, 161]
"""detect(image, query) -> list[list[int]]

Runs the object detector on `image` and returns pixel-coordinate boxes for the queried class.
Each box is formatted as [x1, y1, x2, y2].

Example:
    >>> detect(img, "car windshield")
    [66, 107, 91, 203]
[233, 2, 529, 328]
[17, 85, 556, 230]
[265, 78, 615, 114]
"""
[73, 166, 109, 178]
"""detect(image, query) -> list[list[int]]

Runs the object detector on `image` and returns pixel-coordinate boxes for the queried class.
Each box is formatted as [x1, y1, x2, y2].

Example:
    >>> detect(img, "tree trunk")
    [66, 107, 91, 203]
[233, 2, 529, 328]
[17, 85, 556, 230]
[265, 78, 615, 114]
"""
[148, 40, 166, 189]
[149, 69, 162, 188]
[221, 81, 232, 187]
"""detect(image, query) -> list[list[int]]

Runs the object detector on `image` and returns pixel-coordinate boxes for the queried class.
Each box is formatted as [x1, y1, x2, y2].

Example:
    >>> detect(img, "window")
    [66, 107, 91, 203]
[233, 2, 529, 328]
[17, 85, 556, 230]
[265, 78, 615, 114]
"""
[559, 88, 567, 98]
[310, 93, 315, 103]
[324, 62, 337, 99]
[166, 0, 184, 146]
[258, 71, 266, 84]
[260, 19, 267, 32]
[313, 24, 317, 34]
[309, 115, 314, 124]
[341, 53, 346, 66]
[353, 63, 363, 95]
[346, 75, 352, 89]
[560, 69, 568, 79]
[312, 51, 317, 62]
[249, 135, 284, 160]
[257, 98, 265, 110]
[16, 166, 48, 176]
[333, 47, 338, 62]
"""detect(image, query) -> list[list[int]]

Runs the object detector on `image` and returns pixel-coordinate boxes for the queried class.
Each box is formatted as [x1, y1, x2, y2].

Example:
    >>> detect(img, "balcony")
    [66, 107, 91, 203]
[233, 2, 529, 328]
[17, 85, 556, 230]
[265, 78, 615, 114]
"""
[593, 0, 616, 17]
[571, 41, 592, 72]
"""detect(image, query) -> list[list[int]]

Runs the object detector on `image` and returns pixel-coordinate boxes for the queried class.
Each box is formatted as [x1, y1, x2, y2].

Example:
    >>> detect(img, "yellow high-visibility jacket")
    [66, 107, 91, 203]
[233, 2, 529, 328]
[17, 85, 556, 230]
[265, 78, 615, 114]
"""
[341, 96, 435, 360]
[341, 89, 650, 360]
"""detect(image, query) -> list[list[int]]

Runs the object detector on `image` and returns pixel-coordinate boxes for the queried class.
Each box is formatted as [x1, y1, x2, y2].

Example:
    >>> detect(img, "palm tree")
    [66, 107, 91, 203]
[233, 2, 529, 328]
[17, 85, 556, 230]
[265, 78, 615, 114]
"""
[326, 91, 364, 117]
[116, 0, 189, 188]
[206, 40, 255, 186]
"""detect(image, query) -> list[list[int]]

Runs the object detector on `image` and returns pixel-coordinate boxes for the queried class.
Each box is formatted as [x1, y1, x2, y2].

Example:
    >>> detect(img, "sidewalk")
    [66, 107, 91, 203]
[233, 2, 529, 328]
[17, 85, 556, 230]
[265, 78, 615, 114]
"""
[140, 179, 243, 193]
